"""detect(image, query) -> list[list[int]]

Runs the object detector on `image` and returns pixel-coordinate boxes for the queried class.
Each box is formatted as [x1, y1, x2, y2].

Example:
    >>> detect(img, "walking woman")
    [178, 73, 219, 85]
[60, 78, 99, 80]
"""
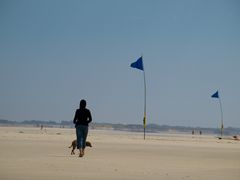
[73, 99, 92, 157]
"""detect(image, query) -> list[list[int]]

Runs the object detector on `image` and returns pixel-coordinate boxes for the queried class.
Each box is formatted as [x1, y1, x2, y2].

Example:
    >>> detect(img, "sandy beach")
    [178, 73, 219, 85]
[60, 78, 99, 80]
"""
[0, 126, 239, 180]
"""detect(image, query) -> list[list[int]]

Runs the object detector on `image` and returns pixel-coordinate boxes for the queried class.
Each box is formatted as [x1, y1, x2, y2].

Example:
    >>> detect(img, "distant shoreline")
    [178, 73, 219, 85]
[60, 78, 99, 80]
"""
[0, 119, 239, 136]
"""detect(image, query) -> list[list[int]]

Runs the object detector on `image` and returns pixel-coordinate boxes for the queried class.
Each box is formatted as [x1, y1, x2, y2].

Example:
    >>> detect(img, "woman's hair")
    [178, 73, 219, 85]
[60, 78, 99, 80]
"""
[80, 99, 86, 109]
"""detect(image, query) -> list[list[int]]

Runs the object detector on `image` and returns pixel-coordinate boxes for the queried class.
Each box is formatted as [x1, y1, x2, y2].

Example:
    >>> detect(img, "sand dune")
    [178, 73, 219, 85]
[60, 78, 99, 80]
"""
[0, 126, 239, 180]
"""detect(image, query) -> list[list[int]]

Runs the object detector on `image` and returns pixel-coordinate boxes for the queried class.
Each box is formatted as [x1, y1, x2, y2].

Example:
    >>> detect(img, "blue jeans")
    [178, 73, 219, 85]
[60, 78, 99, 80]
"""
[76, 125, 88, 149]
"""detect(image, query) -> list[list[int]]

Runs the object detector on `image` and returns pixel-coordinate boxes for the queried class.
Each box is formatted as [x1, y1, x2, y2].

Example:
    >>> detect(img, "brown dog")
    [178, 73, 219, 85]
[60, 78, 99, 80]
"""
[69, 139, 92, 155]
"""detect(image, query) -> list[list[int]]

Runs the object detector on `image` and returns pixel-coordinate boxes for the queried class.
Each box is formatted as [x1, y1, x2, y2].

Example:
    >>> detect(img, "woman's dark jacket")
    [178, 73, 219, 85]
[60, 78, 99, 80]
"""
[73, 108, 92, 127]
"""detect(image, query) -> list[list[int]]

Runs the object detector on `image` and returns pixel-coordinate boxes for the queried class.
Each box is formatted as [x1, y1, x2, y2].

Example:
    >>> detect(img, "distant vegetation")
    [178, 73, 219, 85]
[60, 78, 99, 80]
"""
[0, 119, 239, 136]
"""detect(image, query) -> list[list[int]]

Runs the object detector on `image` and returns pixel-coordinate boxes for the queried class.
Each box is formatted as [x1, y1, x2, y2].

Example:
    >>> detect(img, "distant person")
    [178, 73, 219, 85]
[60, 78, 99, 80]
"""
[41, 124, 43, 131]
[199, 130, 202, 135]
[192, 130, 194, 135]
[73, 99, 92, 157]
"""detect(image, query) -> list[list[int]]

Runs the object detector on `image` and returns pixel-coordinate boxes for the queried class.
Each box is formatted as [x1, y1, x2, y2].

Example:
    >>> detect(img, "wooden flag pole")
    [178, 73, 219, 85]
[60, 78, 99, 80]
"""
[142, 56, 147, 140]
[130, 55, 147, 140]
[218, 95, 224, 137]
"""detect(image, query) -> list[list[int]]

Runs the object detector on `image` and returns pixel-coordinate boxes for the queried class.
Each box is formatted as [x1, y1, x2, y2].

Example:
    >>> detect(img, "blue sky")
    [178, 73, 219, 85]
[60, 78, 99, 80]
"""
[0, 0, 240, 128]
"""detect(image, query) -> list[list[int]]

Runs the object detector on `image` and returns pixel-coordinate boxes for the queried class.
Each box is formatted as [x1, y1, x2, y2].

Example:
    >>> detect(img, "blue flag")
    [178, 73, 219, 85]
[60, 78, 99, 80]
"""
[211, 91, 219, 98]
[130, 56, 144, 71]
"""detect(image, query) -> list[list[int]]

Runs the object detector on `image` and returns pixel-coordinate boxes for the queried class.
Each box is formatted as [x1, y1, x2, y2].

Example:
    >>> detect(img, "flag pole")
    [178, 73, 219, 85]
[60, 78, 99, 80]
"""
[130, 55, 146, 140]
[218, 95, 224, 137]
[142, 57, 147, 140]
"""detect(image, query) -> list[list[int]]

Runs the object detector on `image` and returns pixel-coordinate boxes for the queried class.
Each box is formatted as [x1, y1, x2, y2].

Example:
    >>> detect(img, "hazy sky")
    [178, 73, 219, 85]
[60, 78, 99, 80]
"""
[0, 0, 240, 128]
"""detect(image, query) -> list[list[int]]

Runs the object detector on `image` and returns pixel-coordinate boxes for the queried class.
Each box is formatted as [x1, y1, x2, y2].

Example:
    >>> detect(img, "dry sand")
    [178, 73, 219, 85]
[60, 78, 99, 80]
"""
[0, 126, 239, 180]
